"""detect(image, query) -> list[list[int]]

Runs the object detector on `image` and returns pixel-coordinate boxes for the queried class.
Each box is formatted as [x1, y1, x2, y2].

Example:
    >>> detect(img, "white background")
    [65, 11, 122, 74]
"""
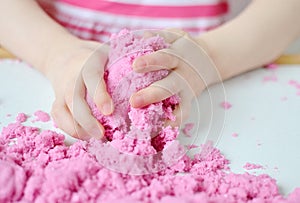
[0, 59, 299, 196]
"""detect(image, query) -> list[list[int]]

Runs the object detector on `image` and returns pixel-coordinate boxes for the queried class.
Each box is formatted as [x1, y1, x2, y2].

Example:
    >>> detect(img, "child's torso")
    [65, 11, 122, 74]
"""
[38, 0, 228, 42]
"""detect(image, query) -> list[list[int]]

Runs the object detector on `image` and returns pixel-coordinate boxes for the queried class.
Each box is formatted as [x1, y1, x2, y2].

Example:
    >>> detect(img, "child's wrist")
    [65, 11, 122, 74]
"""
[194, 36, 222, 87]
[41, 34, 83, 81]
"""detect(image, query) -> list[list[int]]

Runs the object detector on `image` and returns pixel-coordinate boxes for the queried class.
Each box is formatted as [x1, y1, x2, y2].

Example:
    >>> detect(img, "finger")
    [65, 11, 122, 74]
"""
[82, 49, 114, 116]
[72, 97, 105, 140]
[66, 76, 105, 140]
[94, 79, 114, 115]
[142, 30, 156, 39]
[133, 49, 179, 72]
[51, 99, 88, 140]
[83, 72, 114, 116]
[130, 71, 183, 108]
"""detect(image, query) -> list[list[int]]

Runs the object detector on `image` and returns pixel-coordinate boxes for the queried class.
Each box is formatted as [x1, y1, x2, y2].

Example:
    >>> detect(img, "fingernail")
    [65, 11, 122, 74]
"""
[101, 101, 113, 115]
[133, 58, 147, 69]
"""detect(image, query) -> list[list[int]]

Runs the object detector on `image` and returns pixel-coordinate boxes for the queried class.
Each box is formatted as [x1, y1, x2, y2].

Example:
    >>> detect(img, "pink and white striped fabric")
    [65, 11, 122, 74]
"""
[38, 0, 229, 42]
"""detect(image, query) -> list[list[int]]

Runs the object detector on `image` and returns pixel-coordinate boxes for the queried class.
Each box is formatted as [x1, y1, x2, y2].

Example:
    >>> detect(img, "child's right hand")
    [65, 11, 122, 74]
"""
[44, 39, 114, 140]
[0, 1, 110, 140]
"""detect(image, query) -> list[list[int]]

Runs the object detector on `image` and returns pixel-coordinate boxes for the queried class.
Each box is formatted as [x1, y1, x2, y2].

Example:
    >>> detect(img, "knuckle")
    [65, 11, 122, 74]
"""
[159, 77, 178, 95]
[51, 102, 62, 119]
[67, 122, 81, 139]
[68, 127, 79, 139]
[64, 94, 74, 107]
[68, 125, 81, 139]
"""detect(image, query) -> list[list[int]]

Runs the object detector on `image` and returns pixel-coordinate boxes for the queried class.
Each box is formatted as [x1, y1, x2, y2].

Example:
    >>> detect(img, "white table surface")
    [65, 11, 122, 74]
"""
[0, 59, 299, 195]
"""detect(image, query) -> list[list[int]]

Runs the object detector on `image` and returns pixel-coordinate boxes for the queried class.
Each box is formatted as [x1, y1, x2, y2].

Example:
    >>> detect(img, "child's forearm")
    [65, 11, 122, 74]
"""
[0, 0, 78, 75]
[198, 0, 300, 81]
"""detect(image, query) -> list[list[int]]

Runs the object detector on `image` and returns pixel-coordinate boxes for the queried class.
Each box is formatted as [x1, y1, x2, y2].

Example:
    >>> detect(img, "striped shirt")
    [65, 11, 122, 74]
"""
[38, 0, 229, 42]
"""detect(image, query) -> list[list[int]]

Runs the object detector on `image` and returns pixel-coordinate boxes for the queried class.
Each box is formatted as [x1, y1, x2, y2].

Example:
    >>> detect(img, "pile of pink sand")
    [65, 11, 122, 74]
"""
[1, 30, 300, 202]
[87, 30, 180, 157]
[1, 121, 300, 202]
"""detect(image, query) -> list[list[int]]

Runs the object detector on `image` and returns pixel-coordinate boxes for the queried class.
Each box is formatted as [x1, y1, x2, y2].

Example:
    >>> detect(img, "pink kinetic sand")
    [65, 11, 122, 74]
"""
[16, 113, 27, 123]
[265, 63, 278, 70]
[1, 122, 300, 202]
[221, 101, 232, 110]
[33, 110, 50, 122]
[263, 75, 278, 82]
[243, 162, 264, 170]
[288, 79, 300, 96]
[232, 132, 238, 138]
[182, 123, 195, 137]
[185, 144, 199, 150]
[1, 30, 300, 202]
[263, 63, 278, 83]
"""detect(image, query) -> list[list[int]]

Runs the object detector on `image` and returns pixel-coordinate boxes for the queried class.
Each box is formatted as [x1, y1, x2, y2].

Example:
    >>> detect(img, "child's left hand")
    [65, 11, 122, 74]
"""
[130, 29, 220, 126]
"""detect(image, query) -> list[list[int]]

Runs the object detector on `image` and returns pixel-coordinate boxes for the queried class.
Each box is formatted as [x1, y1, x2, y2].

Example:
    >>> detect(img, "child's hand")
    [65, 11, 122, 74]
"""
[130, 29, 220, 126]
[44, 39, 113, 140]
